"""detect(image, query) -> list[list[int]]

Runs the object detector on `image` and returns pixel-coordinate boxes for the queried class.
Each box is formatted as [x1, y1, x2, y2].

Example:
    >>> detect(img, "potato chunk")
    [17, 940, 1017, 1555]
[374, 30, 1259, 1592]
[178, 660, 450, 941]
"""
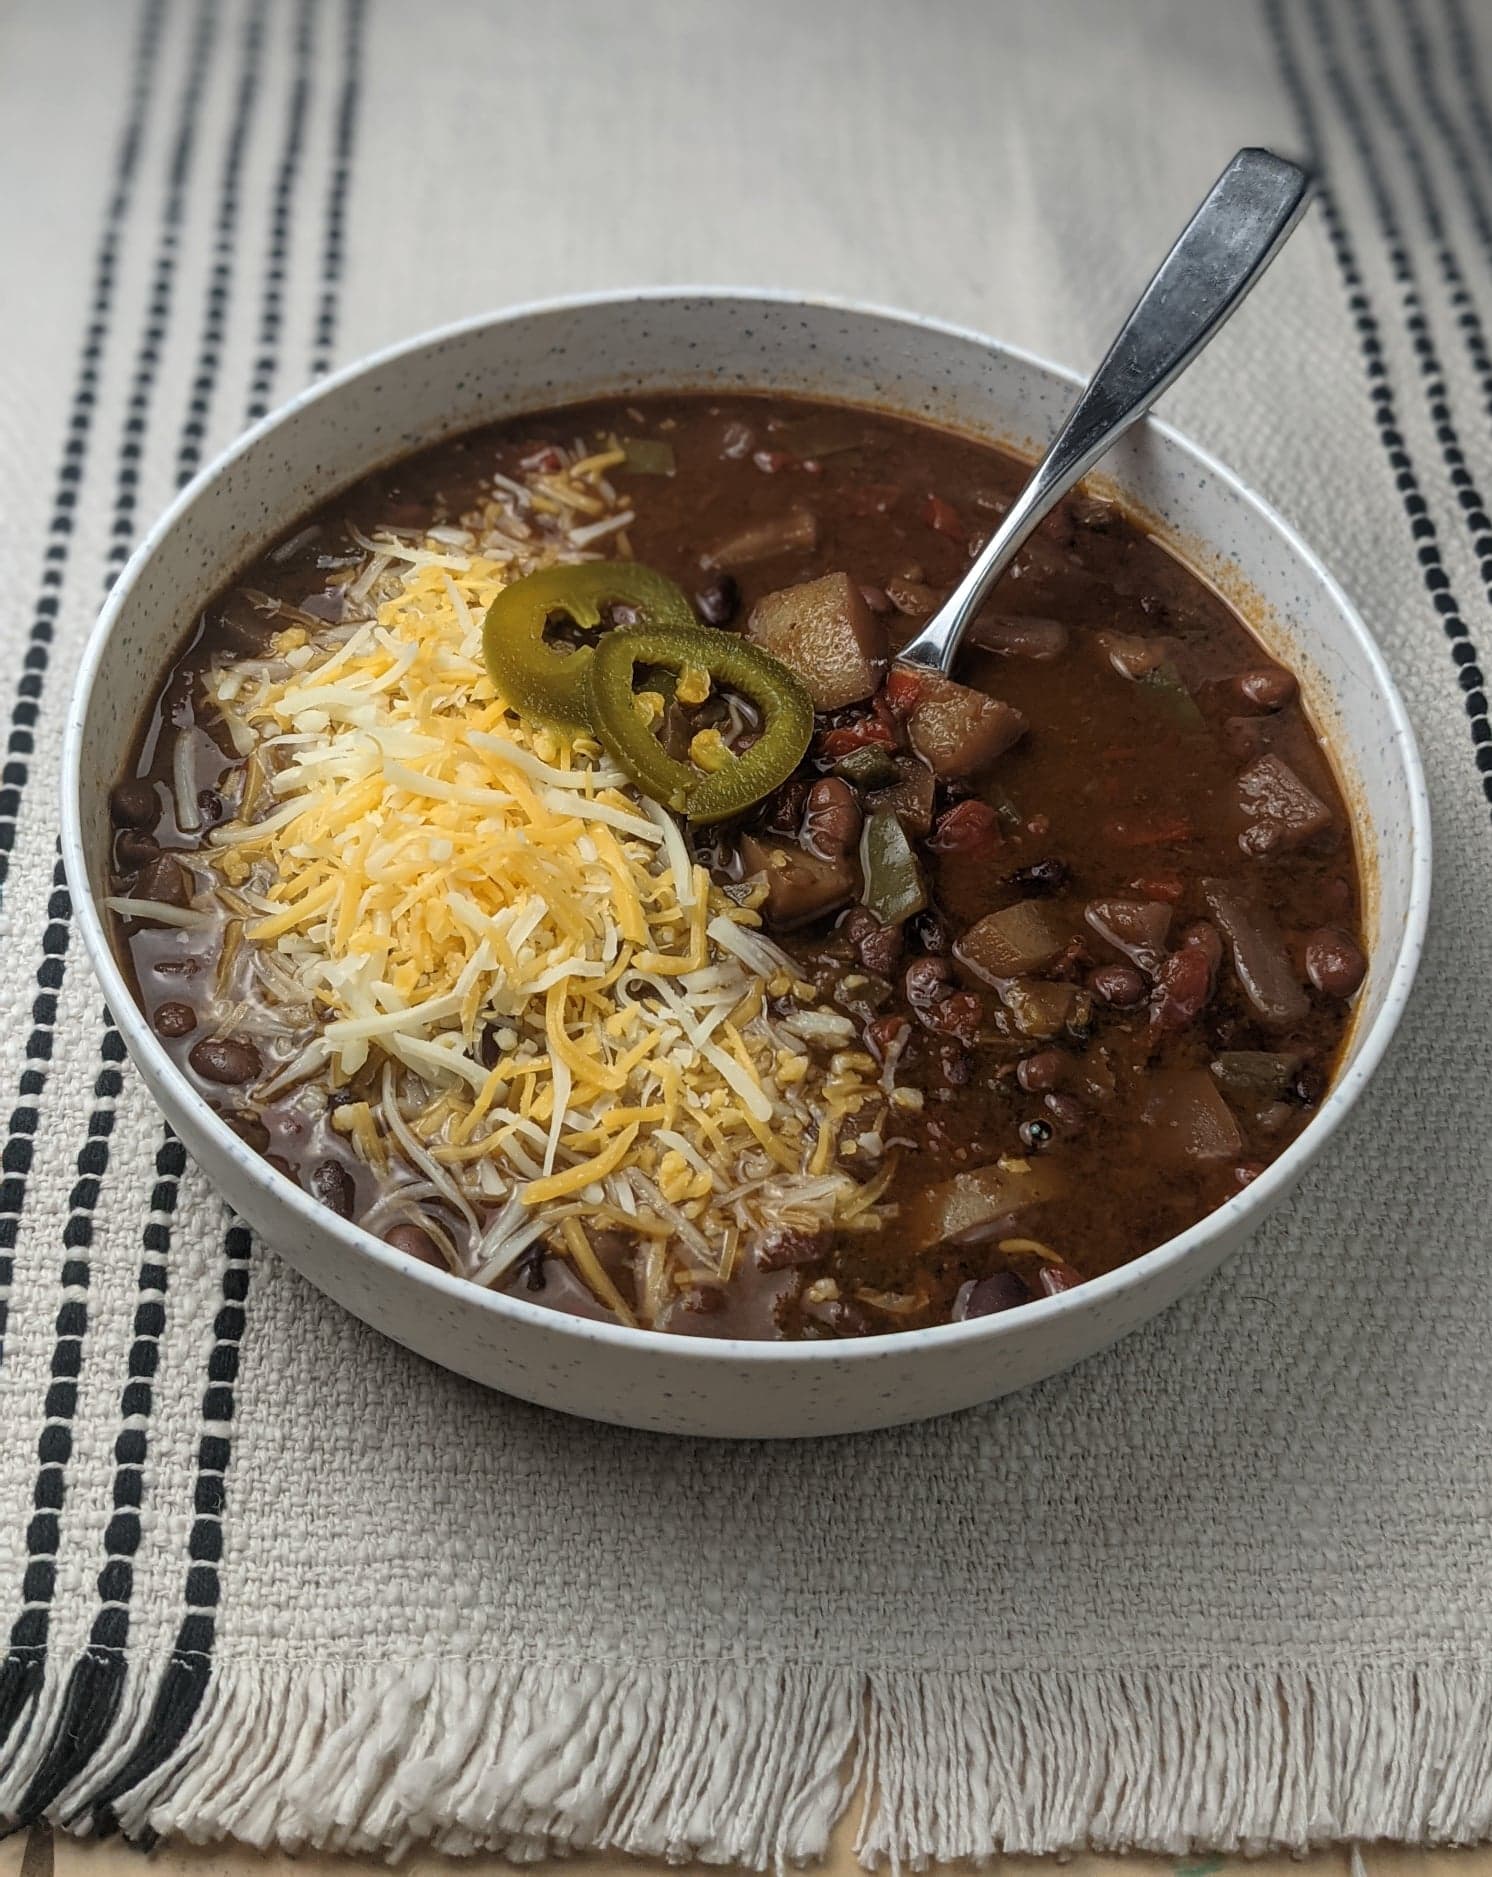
[746, 573, 887, 712]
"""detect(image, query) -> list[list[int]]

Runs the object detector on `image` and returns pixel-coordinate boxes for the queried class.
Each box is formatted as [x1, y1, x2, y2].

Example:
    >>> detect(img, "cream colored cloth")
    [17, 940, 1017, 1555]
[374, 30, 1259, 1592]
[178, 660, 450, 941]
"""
[1, 0, 1490, 1862]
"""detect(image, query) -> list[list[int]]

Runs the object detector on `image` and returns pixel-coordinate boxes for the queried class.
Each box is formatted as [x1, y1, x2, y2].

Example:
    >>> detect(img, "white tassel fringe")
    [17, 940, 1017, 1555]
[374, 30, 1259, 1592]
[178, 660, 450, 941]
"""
[5, 1656, 1492, 1866]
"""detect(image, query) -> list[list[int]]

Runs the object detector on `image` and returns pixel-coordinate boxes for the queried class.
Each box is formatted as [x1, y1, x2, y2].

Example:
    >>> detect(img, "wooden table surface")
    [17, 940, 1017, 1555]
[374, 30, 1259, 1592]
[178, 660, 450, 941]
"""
[2, 1820, 1484, 1877]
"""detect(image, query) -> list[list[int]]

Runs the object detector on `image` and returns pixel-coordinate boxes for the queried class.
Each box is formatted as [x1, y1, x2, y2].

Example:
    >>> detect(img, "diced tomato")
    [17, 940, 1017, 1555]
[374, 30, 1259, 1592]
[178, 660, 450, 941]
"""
[1104, 814, 1195, 848]
[819, 717, 898, 760]
[926, 798, 1002, 854]
[921, 493, 965, 541]
[881, 667, 924, 718]
[845, 482, 902, 517]
[1130, 871, 1184, 902]
[752, 448, 795, 474]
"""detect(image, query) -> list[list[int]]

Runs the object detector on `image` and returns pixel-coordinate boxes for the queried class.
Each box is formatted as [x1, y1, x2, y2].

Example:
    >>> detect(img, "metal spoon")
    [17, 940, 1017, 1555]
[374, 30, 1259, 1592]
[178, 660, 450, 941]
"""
[897, 147, 1313, 677]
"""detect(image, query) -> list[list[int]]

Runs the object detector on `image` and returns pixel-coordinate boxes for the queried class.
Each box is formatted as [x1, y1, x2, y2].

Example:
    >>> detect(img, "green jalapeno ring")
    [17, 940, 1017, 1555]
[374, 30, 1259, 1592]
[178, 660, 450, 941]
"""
[481, 562, 697, 732]
[587, 626, 814, 826]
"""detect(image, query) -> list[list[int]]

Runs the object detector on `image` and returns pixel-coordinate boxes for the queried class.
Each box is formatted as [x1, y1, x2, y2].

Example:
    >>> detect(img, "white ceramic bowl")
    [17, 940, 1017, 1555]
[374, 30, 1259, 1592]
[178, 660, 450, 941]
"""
[61, 291, 1430, 1439]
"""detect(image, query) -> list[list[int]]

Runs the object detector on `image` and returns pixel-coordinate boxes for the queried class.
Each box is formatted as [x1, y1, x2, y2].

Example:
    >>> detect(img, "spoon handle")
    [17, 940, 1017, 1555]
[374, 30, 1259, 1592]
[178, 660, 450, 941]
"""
[897, 147, 1313, 675]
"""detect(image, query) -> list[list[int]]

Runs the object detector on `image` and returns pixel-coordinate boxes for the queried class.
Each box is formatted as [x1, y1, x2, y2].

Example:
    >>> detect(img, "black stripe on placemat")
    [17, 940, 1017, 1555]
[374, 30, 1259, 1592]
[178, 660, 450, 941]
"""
[0, 0, 164, 914]
[0, 0, 220, 1808]
[1304, 0, 1492, 797]
[1443, 0, 1492, 182]
[79, 0, 368, 1832]
[1403, 0, 1492, 370]
[244, 0, 314, 424]
[1264, 0, 1492, 817]
[2, 0, 274, 1824]
[308, 0, 365, 380]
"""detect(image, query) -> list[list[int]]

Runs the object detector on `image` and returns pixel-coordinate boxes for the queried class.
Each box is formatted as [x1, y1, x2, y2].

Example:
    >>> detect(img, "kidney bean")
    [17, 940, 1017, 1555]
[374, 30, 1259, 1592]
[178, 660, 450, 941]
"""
[865, 1013, 910, 1063]
[136, 854, 189, 908]
[1304, 926, 1366, 998]
[109, 778, 159, 828]
[905, 956, 954, 1006]
[153, 1001, 196, 1039]
[694, 572, 740, 628]
[1038, 1260, 1084, 1295]
[1090, 962, 1146, 1007]
[222, 1108, 269, 1154]
[802, 777, 862, 860]
[308, 1158, 355, 1218]
[1043, 1092, 1086, 1135]
[1233, 667, 1297, 712]
[954, 1271, 1030, 1318]
[386, 1223, 444, 1267]
[850, 913, 904, 977]
[1016, 1050, 1065, 1094]
[115, 828, 160, 870]
[859, 583, 893, 615]
[927, 990, 984, 1043]
[515, 1243, 548, 1291]
[1149, 943, 1216, 1032]
[1007, 857, 1071, 896]
[188, 1035, 262, 1086]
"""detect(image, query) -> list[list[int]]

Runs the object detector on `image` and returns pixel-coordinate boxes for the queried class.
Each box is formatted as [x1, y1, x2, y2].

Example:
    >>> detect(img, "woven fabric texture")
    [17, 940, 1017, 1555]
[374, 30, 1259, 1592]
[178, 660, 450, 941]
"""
[0, 0, 1489, 1862]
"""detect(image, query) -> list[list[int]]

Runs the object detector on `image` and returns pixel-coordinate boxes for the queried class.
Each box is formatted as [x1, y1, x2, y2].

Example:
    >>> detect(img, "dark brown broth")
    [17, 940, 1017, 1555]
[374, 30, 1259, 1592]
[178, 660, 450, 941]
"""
[108, 394, 1363, 1340]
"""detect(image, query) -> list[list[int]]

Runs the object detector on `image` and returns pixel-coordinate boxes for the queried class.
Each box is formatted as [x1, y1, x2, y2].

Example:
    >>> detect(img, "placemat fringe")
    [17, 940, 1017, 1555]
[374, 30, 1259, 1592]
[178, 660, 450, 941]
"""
[10, 1656, 1492, 1865]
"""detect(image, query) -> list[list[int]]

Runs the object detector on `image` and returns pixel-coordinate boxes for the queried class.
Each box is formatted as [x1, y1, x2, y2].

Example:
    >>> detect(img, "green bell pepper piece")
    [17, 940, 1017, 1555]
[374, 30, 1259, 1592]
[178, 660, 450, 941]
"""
[482, 562, 696, 732]
[859, 808, 928, 925]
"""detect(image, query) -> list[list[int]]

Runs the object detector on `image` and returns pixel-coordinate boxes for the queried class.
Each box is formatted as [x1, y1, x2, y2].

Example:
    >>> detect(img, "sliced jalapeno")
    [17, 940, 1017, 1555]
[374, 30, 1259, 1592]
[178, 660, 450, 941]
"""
[587, 626, 814, 825]
[481, 562, 696, 731]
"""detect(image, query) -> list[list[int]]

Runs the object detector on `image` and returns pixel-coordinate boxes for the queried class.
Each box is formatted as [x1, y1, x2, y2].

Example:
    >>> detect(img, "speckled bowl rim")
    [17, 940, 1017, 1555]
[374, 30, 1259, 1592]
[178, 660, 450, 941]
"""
[61, 287, 1433, 1375]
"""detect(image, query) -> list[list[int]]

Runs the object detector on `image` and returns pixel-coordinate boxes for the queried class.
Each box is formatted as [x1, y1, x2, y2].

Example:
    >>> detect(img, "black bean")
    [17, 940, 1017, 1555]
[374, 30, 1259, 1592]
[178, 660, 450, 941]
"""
[478, 1024, 504, 1069]
[755, 1227, 828, 1271]
[681, 1283, 726, 1315]
[136, 854, 189, 908]
[1016, 1050, 1065, 1094]
[1290, 1064, 1326, 1108]
[1234, 667, 1297, 712]
[694, 572, 741, 628]
[825, 1298, 873, 1335]
[153, 1001, 197, 1039]
[188, 1036, 262, 1086]
[222, 1108, 269, 1154]
[115, 828, 160, 870]
[911, 911, 951, 956]
[326, 1087, 358, 1111]
[308, 1158, 355, 1218]
[936, 1040, 971, 1085]
[762, 777, 810, 835]
[801, 777, 862, 860]
[1007, 857, 1071, 896]
[109, 778, 158, 828]
[954, 1271, 1030, 1319]
[196, 788, 223, 826]
[1018, 1117, 1054, 1152]
[1089, 962, 1146, 1007]
[1043, 1092, 1086, 1135]
[387, 1222, 444, 1267]
[1304, 926, 1366, 999]
[515, 1243, 548, 1291]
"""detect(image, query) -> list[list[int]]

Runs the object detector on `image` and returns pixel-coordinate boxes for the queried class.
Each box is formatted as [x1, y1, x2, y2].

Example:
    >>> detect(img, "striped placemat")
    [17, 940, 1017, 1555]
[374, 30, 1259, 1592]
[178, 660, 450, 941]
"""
[1, 0, 1490, 1862]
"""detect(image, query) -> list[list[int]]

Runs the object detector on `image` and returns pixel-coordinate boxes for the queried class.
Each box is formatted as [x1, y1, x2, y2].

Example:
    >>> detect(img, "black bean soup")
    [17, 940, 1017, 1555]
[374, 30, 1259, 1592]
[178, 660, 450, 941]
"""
[107, 395, 1365, 1340]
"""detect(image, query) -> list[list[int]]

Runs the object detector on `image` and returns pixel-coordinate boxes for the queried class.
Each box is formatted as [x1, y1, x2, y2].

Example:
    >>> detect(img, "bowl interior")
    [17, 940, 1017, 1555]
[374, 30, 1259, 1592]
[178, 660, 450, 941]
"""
[72, 294, 1421, 1108]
